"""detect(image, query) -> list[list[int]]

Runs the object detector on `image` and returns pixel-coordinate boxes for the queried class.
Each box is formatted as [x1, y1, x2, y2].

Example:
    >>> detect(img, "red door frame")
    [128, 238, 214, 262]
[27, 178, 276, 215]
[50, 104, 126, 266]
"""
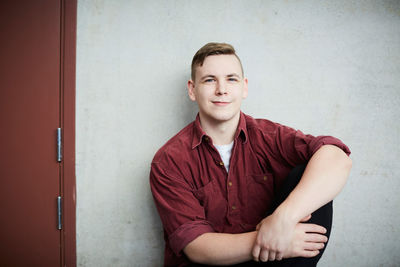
[60, 0, 77, 266]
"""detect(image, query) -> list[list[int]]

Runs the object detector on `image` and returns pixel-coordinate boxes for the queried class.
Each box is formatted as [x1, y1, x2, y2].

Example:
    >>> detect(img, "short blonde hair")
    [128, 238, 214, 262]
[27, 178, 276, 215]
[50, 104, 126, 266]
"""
[191, 42, 243, 80]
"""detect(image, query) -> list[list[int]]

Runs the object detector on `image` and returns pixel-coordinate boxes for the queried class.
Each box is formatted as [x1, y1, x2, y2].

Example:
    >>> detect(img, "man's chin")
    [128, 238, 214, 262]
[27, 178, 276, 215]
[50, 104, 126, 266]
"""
[202, 112, 240, 124]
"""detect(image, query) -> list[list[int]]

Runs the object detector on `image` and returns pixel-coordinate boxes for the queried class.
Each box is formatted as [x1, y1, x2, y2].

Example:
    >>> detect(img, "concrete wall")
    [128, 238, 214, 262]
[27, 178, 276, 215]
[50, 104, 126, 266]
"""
[76, 1, 400, 266]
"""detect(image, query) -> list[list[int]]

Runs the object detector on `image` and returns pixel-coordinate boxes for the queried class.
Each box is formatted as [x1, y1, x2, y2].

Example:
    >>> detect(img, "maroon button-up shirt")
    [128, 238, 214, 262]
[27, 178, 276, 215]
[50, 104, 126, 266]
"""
[150, 112, 350, 267]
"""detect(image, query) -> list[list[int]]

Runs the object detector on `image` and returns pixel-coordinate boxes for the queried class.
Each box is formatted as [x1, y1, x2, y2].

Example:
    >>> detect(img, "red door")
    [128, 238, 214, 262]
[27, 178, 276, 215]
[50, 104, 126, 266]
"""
[0, 1, 63, 266]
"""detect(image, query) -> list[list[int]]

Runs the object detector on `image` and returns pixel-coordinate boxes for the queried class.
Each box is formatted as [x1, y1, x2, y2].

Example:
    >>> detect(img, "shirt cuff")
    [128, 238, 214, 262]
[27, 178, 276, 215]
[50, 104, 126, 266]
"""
[168, 220, 215, 256]
[309, 136, 351, 156]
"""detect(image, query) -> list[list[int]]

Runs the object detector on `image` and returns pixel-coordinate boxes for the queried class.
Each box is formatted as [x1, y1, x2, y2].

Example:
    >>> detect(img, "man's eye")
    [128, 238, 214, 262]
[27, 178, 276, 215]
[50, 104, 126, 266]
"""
[228, 78, 238, 82]
[205, 79, 215, 82]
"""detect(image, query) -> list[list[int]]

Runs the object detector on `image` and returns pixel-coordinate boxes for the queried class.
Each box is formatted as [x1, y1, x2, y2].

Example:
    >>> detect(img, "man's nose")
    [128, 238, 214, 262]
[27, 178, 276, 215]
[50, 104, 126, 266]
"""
[216, 81, 227, 95]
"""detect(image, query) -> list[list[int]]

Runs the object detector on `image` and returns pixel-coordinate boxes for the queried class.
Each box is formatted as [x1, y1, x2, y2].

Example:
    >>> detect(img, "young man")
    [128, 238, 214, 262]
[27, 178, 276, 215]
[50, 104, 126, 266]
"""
[150, 43, 352, 266]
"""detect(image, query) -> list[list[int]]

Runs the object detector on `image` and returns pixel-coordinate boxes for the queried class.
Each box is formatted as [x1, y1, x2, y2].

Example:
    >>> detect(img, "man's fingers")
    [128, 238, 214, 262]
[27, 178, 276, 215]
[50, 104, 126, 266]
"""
[276, 252, 283, 261]
[302, 223, 327, 234]
[268, 251, 276, 261]
[300, 214, 312, 222]
[259, 249, 269, 262]
[298, 249, 320, 258]
[304, 233, 328, 243]
[252, 245, 261, 262]
[304, 241, 325, 251]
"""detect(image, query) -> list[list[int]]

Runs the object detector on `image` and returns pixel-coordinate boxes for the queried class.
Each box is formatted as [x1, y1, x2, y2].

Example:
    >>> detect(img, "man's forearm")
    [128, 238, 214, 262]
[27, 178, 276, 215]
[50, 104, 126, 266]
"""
[276, 145, 352, 223]
[183, 231, 257, 265]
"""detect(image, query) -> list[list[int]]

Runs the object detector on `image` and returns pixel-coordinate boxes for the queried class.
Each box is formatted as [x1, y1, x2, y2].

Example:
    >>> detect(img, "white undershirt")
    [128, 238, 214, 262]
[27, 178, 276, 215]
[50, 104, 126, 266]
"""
[214, 141, 234, 172]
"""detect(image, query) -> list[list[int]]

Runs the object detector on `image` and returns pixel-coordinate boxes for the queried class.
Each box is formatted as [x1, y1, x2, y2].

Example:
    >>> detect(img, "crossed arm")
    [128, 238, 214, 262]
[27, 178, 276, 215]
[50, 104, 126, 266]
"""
[183, 145, 352, 265]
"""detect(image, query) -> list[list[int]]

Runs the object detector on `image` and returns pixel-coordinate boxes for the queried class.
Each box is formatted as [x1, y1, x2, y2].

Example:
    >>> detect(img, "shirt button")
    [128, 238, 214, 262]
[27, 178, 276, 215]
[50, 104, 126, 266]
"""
[228, 181, 232, 186]
[204, 137, 209, 141]
[232, 205, 236, 210]
[263, 175, 268, 181]
[219, 161, 224, 166]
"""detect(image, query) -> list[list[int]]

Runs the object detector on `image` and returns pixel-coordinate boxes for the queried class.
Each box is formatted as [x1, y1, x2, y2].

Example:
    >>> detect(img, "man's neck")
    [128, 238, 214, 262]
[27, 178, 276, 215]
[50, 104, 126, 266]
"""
[199, 112, 241, 145]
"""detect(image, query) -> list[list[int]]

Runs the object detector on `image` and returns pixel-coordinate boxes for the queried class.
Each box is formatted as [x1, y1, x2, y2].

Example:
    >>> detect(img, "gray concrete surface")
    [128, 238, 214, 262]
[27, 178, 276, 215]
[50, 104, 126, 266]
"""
[76, 1, 400, 266]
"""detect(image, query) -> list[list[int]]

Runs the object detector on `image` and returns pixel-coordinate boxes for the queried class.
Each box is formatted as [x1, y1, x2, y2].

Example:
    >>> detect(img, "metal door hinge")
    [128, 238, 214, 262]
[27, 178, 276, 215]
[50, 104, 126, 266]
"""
[57, 128, 62, 162]
[57, 196, 62, 230]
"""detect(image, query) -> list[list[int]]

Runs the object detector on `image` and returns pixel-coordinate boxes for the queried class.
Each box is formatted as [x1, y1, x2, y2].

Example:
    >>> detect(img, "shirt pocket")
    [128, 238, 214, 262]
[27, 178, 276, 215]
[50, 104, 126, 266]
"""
[193, 179, 216, 207]
[192, 178, 227, 228]
[246, 173, 275, 224]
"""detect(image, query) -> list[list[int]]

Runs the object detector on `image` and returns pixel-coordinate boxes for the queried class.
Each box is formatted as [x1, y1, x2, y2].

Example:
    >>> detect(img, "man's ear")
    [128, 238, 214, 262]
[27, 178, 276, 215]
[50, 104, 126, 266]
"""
[187, 80, 196, 102]
[242, 77, 249, 99]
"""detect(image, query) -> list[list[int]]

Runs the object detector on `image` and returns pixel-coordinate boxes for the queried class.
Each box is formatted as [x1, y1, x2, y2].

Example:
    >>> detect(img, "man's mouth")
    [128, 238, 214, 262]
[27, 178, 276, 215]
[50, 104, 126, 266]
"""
[212, 101, 230, 106]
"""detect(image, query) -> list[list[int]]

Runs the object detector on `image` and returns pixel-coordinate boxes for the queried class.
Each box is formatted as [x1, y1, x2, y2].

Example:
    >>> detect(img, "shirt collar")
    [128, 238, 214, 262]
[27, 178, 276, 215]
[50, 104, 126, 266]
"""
[191, 112, 248, 149]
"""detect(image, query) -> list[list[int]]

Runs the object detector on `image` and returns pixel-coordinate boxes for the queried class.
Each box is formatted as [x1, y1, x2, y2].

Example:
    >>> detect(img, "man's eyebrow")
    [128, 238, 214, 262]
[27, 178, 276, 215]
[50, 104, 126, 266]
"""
[199, 73, 242, 80]
[226, 73, 241, 78]
[200, 74, 216, 80]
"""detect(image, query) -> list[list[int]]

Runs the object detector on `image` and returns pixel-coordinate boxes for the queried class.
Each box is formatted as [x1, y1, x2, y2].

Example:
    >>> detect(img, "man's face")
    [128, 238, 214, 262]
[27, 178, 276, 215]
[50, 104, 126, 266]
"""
[188, 54, 248, 126]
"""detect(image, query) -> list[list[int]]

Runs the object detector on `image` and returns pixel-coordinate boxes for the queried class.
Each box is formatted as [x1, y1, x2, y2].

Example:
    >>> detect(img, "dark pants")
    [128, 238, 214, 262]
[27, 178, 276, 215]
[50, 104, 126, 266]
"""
[191, 165, 333, 267]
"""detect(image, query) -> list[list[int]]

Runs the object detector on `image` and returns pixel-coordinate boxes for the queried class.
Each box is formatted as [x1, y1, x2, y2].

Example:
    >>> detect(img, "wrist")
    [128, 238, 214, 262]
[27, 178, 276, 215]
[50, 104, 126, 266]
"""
[273, 203, 299, 225]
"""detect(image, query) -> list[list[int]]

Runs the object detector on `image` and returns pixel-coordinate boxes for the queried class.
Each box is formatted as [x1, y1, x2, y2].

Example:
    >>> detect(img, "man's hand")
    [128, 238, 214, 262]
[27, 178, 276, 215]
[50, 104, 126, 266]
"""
[252, 213, 327, 262]
[283, 221, 328, 259]
[252, 212, 296, 262]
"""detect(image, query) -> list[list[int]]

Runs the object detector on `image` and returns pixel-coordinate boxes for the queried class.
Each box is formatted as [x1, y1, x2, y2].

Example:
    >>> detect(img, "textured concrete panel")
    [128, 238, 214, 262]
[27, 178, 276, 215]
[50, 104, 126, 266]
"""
[76, 1, 400, 266]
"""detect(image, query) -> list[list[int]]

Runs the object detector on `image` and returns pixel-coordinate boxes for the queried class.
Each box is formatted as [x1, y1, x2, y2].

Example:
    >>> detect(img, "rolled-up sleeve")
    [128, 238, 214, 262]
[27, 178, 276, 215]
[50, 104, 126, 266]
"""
[150, 161, 215, 256]
[274, 124, 351, 166]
